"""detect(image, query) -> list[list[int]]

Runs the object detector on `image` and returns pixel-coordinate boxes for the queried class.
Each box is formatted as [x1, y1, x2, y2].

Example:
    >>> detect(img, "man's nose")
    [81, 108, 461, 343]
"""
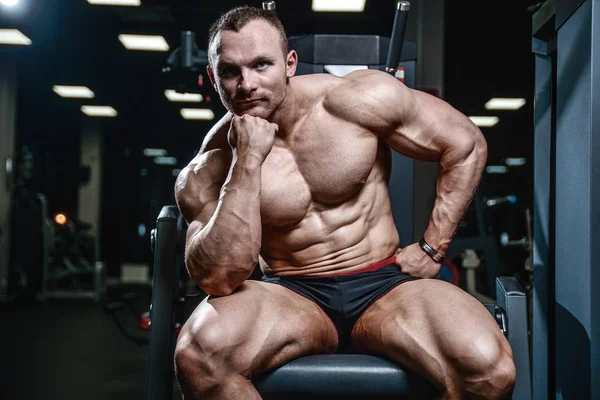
[238, 69, 258, 93]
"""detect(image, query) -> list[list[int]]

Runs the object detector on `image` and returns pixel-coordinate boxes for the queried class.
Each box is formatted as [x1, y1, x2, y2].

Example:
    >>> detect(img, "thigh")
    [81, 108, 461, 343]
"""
[177, 280, 339, 376]
[350, 279, 512, 387]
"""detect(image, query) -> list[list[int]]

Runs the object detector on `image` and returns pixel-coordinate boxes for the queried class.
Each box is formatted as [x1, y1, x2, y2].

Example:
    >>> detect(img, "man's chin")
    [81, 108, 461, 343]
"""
[233, 107, 271, 119]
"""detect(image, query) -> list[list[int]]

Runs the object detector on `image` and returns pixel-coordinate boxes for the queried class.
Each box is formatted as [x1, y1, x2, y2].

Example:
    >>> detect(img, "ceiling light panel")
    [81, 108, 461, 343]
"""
[81, 105, 118, 117]
[143, 148, 168, 157]
[154, 157, 177, 166]
[485, 166, 508, 174]
[180, 109, 215, 120]
[468, 116, 499, 127]
[312, 0, 366, 12]
[504, 158, 527, 166]
[165, 90, 203, 103]
[0, 29, 32, 45]
[87, 0, 141, 5]
[485, 98, 526, 110]
[118, 34, 169, 51]
[53, 85, 95, 98]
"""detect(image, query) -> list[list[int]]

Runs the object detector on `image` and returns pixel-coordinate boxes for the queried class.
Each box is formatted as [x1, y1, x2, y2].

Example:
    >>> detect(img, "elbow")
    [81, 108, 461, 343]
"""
[196, 274, 247, 297]
[471, 130, 488, 165]
[199, 281, 237, 297]
[441, 129, 488, 171]
[188, 260, 255, 297]
[459, 125, 488, 166]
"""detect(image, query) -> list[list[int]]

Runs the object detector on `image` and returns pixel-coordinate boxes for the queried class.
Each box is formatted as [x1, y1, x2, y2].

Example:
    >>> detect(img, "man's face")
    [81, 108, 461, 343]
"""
[208, 20, 295, 119]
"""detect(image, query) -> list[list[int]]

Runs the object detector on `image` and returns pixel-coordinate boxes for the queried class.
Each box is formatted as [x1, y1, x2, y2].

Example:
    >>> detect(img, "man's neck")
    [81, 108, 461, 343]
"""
[268, 81, 305, 139]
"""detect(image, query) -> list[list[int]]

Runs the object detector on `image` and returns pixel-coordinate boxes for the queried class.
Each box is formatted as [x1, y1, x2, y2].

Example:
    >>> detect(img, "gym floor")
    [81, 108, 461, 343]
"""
[1, 285, 180, 400]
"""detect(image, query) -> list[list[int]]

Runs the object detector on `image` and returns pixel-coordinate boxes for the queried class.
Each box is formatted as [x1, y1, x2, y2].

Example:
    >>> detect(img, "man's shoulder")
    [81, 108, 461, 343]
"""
[200, 112, 232, 153]
[291, 71, 389, 110]
[291, 73, 343, 101]
[181, 112, 232, 173]
[335, 69, 395, 95]
[317, 69, 396, 115]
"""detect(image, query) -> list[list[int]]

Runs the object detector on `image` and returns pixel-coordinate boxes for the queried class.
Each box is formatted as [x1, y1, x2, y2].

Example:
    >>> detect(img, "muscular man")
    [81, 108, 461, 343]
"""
[174, 6, 516, 400]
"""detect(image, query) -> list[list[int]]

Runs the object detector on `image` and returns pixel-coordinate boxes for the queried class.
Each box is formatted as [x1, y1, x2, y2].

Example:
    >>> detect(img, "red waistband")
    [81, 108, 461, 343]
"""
[319, 255, 397, 277]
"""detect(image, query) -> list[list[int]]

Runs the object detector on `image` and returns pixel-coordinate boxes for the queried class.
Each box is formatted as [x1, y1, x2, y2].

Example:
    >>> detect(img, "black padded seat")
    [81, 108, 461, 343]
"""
[253, 354, 438, 399]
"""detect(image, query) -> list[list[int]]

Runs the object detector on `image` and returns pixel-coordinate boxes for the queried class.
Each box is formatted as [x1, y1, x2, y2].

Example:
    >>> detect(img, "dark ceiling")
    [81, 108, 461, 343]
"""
[1, 0, 538, 157]
[1, 0, 540, 267]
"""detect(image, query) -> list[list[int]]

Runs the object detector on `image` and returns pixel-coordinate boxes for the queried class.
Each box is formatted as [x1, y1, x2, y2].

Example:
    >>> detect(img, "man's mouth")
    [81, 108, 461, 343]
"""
[237, 99, 262, 105]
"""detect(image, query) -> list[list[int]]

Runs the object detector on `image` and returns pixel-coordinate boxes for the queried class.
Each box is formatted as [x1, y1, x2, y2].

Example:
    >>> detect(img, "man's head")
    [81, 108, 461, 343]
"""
[206, 6, 298, 119]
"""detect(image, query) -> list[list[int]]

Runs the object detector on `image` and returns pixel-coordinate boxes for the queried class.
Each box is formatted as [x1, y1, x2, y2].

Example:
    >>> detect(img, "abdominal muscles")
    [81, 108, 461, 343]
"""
[260, 158, 400, 277]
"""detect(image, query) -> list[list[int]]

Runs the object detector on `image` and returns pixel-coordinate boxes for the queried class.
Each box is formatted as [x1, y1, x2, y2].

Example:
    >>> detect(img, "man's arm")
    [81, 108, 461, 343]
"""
[175, 115, 264, 296]
[327, 70, 487, 255]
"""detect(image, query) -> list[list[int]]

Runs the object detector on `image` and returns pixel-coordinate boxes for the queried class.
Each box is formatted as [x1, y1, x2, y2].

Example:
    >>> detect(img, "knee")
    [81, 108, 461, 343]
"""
[460, 338, 516, 399]
[174, 326, 232, 394]
[485, 353, 517, 399]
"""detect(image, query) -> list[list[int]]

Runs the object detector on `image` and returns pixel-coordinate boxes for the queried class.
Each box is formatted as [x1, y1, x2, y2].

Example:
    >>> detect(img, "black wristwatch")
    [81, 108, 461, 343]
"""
[418, 237, 446, 263]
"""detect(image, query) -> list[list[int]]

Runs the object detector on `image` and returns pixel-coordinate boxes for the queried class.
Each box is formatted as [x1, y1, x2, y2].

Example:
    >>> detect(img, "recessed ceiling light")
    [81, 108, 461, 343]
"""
[485, 98, 526, 110]
[53, 85, 95, 98]
[0, 29, 31, 45]
[165, 90, 203, 103]
[181, 108, 215, 120]
[468, 116, 499, 127]
[118, 34, 169, 51]
[87, 0, 141, 5]
[312, 0, 366, 12]
[323, 65, 368, 77]
[81, 105, 118, 117]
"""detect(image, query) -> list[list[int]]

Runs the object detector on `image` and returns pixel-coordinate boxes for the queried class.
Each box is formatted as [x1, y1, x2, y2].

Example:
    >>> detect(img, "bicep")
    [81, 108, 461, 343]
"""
[335, 71, 480, 163]
[383, 87, 480, 163]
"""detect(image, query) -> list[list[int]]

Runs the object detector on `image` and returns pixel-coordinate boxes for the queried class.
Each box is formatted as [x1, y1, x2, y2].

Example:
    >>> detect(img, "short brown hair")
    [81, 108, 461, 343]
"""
[207, 6, 289, 67]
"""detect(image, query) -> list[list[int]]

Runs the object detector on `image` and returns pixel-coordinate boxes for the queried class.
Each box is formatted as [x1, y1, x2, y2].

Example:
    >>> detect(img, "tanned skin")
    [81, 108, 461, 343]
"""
[173, 19, 516, 400]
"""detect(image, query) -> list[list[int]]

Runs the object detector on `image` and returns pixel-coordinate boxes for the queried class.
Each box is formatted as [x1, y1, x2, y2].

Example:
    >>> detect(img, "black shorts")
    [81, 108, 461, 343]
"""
[261, 256, 421, 352]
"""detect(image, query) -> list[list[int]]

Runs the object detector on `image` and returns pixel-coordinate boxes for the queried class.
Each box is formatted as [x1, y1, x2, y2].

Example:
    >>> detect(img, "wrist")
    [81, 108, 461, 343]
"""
[234, 151, 265, 170]
[418, 237, 447, 263]
[422, 231, 451, 254]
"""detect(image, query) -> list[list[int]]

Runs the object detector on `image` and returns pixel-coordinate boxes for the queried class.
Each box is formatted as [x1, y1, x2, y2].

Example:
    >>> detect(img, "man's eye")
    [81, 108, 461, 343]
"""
[219, 67, 236, 77]
[256, 61, 269, 69]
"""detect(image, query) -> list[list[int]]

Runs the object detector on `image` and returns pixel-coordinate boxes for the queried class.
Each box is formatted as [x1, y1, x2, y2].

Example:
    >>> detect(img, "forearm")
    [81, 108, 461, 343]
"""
[424, 133, 488, 254]
[187, 153, 263, 295]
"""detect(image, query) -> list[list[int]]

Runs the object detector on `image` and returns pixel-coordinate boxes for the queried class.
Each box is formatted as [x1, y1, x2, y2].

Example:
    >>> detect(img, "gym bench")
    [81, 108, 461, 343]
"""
[145, 205, 532, 399]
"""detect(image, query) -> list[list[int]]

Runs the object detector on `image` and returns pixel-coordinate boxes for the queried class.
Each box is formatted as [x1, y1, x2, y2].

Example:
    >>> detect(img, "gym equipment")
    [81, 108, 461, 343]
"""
[532, 1, 600, 397]
[457, 196, 524, 304]
[6, 144, 105, 302]
[8, 190, 46, 300]
[145, 206, 532, 400]
[444, 190, 505, 298]
[460, 249, 494, 304]
[36, 198, 105, 302]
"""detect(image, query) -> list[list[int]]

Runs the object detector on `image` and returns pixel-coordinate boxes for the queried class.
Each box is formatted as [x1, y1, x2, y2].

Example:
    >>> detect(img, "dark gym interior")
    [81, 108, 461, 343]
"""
[1, 0, 598, 399]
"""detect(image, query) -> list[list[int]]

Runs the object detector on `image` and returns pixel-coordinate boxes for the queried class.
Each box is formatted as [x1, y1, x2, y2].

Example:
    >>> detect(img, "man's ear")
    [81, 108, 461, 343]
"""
[206, 66, 217, 89]
[286, 50, 298, 78]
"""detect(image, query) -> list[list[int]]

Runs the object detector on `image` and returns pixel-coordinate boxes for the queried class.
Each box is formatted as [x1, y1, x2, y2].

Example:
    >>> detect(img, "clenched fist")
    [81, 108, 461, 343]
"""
[228, 115, 279, 162]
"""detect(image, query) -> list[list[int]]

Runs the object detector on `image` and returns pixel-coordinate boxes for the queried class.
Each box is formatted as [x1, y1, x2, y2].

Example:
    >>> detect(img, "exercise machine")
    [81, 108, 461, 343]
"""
[145, 205, 531, 399]
[531, 0, 600, 397]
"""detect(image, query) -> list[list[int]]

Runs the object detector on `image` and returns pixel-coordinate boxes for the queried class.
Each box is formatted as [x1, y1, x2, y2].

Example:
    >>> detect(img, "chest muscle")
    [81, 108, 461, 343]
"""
[260, 119, 379, 227]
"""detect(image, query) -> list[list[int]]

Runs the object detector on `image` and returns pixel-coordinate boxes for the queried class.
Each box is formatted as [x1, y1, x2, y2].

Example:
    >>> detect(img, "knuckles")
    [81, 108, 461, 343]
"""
[231, 115, 278, 135]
